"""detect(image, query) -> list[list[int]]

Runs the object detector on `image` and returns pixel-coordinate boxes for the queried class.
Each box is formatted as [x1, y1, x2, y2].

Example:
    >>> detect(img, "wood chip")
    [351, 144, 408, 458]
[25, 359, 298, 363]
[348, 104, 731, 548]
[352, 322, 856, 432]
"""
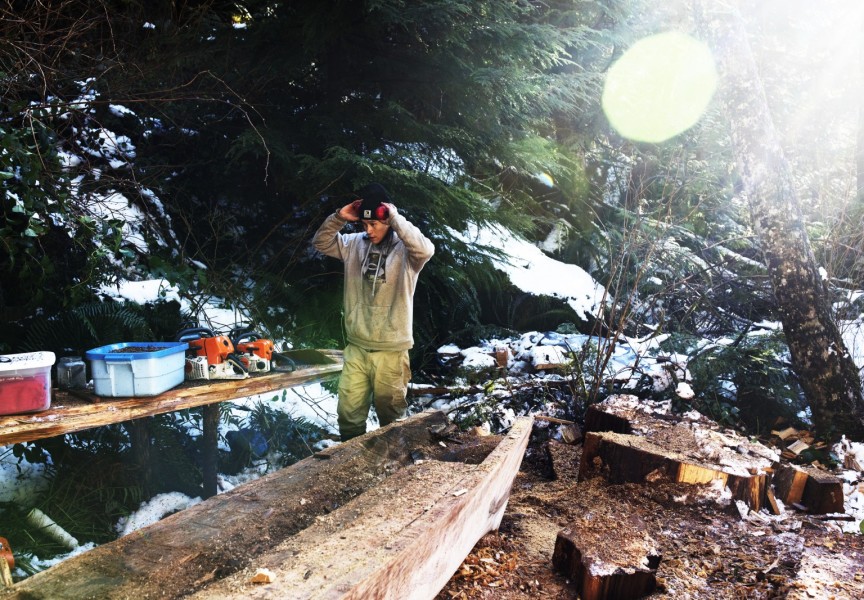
[844, 454, 863, 471]
[249, 567, 276, 584]
[787, 440, 810, 455]
[771, 427, 798, 440]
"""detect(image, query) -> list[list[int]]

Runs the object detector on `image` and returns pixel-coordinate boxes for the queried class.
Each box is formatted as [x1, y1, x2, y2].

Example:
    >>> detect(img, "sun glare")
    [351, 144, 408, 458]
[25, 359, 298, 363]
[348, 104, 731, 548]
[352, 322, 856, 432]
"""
[602, 31, 718, 144]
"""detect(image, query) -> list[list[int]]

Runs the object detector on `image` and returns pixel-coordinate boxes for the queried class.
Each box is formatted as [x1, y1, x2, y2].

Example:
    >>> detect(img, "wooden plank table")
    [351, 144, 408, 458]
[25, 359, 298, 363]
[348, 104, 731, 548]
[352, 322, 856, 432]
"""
[0, 352, 343, 497]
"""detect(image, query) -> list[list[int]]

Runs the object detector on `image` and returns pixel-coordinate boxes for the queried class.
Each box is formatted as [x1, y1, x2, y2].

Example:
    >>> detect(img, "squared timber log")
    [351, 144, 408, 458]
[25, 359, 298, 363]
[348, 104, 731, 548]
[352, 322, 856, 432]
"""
[187, 416, 534, 599]
[2, 411, 451, 600]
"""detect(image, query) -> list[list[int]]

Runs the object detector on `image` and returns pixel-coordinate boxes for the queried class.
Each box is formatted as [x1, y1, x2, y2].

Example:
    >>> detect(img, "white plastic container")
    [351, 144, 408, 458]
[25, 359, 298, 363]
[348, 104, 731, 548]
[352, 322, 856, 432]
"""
[0, 351, 56, 415]
[86, 342, 188, 397]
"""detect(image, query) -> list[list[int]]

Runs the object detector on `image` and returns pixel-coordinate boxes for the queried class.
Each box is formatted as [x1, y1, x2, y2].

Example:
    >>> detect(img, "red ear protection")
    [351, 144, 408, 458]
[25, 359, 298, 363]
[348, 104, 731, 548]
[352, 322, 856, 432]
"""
[374, 204, 389, 220]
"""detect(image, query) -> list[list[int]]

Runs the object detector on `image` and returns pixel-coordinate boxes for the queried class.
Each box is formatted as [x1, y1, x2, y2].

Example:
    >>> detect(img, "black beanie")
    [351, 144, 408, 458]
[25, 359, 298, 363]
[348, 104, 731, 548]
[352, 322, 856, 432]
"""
[356, 183, 392, 220]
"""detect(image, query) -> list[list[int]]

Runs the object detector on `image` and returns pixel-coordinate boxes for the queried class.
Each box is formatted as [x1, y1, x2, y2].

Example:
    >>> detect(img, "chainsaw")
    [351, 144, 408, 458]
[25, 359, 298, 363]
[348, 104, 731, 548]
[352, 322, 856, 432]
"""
[230, 326, 297, 373]
[176, 327, 249, 380]
[230, 327, 274, 374]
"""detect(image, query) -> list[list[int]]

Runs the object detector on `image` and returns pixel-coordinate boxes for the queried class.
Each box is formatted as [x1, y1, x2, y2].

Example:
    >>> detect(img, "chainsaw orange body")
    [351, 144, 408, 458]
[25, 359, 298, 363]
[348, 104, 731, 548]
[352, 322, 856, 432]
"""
[236, 338, 274, 361]
[1, 536, 13, 570]
[231, 329, 275, 373]
[187, 335, 235, 365]
[176, 327, 248, 380]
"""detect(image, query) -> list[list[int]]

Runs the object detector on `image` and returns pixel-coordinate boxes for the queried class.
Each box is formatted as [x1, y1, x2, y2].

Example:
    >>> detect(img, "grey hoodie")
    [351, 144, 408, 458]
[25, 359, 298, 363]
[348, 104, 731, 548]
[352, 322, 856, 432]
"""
[312, 210, 435, 351]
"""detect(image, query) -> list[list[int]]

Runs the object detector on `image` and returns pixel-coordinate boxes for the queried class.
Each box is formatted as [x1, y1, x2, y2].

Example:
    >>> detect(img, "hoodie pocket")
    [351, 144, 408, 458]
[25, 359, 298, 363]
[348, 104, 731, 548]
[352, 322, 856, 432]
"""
[345, 304, 392, 344]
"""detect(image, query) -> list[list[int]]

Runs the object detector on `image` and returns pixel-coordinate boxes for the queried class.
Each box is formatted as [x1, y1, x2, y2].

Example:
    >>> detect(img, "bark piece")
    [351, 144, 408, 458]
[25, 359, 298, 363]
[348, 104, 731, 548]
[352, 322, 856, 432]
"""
[773, 464, 844, 514]
[552, 514, 660, 600]
[765, 486, 783, 515]
[579, 431, 768, 511]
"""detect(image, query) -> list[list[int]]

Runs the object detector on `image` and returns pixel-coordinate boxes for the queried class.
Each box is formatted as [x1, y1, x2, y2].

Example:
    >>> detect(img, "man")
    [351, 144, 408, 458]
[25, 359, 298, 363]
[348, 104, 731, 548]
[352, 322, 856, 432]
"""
[312, 183, 435, 441]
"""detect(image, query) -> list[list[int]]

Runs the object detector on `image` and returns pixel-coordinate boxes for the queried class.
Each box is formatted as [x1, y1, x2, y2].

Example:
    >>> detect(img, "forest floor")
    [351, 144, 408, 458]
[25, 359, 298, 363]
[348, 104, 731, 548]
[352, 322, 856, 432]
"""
[436, 435, 864, 600]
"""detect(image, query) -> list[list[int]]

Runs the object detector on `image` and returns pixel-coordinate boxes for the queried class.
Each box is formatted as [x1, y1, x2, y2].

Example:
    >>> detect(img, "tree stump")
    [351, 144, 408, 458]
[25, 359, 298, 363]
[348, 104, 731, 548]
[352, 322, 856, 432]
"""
[552, 514, 660, 600]
[579, 430, 769, 511]
[580, 396, 781, 511]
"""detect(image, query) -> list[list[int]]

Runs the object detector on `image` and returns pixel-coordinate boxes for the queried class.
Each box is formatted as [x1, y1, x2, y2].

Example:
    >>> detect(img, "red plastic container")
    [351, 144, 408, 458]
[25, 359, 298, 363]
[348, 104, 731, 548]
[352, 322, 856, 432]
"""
[0, 351, 56, 415]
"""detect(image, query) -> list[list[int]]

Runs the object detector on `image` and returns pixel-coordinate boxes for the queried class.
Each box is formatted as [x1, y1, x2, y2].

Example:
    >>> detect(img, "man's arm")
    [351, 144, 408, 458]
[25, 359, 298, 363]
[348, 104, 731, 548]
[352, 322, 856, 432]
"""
[385, 205, 435, 270]
[311, 212, 350, 261]
[312, 201, 363, 260]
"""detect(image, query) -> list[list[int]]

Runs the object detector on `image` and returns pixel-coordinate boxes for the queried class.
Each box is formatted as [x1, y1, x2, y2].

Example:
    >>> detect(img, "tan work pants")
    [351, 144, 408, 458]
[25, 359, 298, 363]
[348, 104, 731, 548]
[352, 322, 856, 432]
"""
[337, 344, 411, 441]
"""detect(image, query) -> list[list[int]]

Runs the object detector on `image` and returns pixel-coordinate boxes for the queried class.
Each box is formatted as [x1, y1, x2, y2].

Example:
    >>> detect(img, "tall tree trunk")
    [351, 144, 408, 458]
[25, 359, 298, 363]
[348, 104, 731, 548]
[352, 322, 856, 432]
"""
[858, 9, 864, 205]
[701, 3, 864, 442]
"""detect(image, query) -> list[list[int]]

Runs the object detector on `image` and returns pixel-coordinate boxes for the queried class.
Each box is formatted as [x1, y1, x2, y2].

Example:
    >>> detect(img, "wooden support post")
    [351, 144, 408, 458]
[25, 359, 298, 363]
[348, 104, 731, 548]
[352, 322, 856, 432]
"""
[127, 418, 152, 497]
[202, 404, 220, 499]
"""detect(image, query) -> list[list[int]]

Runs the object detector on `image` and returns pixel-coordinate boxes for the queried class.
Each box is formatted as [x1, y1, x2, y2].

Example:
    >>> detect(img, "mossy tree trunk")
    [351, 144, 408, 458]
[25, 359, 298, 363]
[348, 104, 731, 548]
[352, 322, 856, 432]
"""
[703, 3, 864, 442]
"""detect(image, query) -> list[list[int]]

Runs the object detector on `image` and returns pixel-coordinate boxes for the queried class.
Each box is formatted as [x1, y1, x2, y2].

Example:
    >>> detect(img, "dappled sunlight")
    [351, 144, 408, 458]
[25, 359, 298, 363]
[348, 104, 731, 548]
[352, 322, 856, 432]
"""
[602, 31, 717, 143]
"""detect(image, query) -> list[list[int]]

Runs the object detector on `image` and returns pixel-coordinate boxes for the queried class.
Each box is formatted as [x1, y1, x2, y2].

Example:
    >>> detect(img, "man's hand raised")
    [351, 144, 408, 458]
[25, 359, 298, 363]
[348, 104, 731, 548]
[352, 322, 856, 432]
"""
[338, 200, 362, 222]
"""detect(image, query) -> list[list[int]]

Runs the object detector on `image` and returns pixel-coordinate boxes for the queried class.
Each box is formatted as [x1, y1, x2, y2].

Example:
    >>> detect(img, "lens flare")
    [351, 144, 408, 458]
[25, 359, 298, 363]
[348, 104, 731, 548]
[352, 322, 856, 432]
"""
[602, 31, 718, 143]
[536, 172, 555, 188]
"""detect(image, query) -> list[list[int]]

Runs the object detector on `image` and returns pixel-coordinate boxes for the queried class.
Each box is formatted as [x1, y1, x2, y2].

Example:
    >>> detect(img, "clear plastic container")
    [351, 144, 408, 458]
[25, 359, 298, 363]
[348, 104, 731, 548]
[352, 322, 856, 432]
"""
[0, 351, 56, 415]
[85, 342, 188, 397]
[56, 356, 87, 390]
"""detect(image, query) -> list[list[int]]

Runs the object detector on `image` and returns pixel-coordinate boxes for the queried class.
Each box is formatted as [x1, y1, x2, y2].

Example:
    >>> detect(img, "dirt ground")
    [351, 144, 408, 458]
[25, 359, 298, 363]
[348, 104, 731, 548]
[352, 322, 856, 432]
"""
[436, 436, 864, 600]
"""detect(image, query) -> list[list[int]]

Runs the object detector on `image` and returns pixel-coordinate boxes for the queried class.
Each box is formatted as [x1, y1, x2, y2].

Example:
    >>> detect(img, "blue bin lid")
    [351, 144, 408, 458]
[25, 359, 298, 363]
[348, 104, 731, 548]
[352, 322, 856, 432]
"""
[85, 342, 188, 361]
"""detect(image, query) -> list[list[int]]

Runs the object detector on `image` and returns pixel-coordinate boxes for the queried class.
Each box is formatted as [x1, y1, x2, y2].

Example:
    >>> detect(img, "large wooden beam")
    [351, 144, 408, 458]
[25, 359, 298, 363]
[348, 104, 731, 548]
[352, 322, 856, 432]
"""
[187, 416, 533, 600]
[0, 411, 448, 600]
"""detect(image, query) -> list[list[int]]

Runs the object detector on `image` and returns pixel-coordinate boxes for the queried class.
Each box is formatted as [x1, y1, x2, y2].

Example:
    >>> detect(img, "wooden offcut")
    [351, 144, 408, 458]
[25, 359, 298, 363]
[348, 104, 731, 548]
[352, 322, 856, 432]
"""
[773, 464, 844, 514]
[553, 515, 660, 600]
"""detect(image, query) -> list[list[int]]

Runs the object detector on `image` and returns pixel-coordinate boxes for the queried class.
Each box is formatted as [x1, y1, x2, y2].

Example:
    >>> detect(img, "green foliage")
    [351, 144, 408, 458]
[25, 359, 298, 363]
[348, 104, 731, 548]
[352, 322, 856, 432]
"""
[83, 0, 622, 358]
[0, 429, 144, 568]
[220, 399, 330, 473]
[0, 117, 76, 317]
[664, 332, 805, 434]
[14, 300, 183, 357]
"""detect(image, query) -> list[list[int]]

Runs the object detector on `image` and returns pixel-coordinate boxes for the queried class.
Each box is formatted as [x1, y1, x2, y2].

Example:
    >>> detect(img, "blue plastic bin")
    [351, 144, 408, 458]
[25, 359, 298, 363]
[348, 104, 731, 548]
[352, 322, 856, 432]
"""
[85, 342, 189, 397]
